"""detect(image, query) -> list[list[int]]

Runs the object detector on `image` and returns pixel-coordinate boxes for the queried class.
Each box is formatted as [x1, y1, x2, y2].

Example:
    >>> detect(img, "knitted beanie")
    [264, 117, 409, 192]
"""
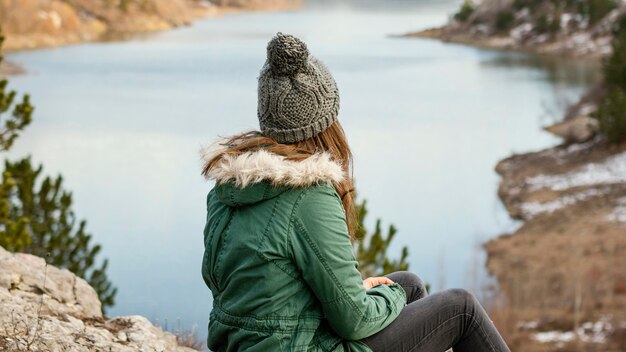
[257, 33, 340, 144]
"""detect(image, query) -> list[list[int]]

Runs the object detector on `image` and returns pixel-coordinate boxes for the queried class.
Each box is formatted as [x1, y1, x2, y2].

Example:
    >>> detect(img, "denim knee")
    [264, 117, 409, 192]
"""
[387, 271, 424, 287]
[444, 288, 480, 310]
[386, 271, 428, 302]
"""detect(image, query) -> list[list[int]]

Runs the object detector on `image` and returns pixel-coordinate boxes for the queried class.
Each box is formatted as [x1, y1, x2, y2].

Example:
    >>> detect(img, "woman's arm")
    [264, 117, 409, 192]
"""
[289, 184, 406, 341]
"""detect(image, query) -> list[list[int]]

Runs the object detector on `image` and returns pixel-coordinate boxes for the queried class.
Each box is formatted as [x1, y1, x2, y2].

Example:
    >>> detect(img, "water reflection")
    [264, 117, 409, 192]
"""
[481, 53, 602, 85]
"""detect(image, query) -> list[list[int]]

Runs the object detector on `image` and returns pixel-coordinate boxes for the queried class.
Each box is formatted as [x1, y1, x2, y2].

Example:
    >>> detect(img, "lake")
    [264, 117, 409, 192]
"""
[5, 0, 600, 340]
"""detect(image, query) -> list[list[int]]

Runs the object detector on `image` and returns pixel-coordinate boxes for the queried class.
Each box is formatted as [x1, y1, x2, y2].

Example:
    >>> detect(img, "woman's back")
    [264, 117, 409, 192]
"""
[201, 145, 405, 351]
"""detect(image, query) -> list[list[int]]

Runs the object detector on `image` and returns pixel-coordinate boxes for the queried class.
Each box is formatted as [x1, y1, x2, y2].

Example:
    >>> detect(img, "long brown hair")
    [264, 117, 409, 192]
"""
[202, 120, 358, 238]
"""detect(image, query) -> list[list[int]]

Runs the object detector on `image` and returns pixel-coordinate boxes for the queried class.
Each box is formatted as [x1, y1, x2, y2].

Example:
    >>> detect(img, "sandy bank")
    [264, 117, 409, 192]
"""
[0, 0, 302, 53]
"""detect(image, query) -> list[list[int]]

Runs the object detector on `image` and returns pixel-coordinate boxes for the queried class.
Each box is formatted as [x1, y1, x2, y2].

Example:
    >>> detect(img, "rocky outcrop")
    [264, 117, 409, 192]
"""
[406, 1, 626, 58]
[211, 0, 304, 11]
[484, 131, 626, 350]
[543, 115, 598, 143]
[0, 0, 213, 52]
[0, 61, 25, 76]
[542, 85, 604, 144]
[0, 246, 198, 352]
[413, 3, 626, 348]
[0, 0, 304, 52]
[209, 0, 302, 11]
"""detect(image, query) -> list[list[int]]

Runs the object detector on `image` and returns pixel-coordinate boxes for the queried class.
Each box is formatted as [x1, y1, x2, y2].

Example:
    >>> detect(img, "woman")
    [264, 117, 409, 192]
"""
[201, 33, 511, 352]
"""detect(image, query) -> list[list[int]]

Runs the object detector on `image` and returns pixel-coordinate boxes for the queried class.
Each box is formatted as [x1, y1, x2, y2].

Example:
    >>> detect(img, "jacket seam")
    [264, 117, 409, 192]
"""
[212, 317, 319, 334]
[292, 218, 364, 315]
[262, 182, 273, 199]
[213, 210, 235, 290]
[256, 196, 300, 280]
[265, 258, 300, 280]
[321, 291, 398, 323]
[287, 185, 362, 312]
[286, 188, 310, 250]
[285, 183, 334, 257]
[289, 185, 399, 324]
[208, 212, 226, 238]
[213, 303, 322, 321]
[204, 197, 229, 294]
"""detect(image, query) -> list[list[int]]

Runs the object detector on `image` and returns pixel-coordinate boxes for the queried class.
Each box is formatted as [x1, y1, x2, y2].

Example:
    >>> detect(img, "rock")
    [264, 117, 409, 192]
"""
[544, 115, 598, 143]
[0, 0, 213, 52]
[510, 23, 533, 41]
[488, 133, 626, 351]
[209, 0, 302, 10]
[0, 246, 198, 352]
[0, 61, 26, 76]
[406, 2, 626, 59]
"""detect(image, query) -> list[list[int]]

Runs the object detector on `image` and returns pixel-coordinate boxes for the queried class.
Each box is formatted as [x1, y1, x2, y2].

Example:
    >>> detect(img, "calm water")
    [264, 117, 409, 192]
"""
[6, 0, 599, 339]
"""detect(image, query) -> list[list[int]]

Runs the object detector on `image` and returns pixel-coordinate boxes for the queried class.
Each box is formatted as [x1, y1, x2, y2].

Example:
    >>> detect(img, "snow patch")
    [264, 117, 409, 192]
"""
[511, 23, 533, 41]
[526, 152, 626, 191]
[520, 188, 609, 218]
[534, 330, 576, 343]
[37, 10, 63, 29]
[578, 103, 597, 116]
[517, 320, 539, 330]
[533, 319, 613, 345]
[554, 139, 597, 158]
[606, 197, 626, 223]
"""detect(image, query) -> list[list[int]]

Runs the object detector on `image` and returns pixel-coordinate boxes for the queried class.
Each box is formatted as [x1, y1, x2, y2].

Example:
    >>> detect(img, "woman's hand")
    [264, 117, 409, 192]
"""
[363, 276, 394, 289]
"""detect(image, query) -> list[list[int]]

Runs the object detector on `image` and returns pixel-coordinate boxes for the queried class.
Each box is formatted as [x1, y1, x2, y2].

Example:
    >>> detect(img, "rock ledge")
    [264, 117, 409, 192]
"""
[0, 246, 197, 352]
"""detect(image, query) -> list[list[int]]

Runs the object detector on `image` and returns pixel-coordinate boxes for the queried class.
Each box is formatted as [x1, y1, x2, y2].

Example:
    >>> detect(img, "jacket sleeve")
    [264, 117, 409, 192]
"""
[289, 185, 406, 341]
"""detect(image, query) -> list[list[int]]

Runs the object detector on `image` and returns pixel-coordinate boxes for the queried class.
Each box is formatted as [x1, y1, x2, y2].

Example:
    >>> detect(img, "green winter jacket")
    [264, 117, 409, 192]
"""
[201, 143, 406, 352]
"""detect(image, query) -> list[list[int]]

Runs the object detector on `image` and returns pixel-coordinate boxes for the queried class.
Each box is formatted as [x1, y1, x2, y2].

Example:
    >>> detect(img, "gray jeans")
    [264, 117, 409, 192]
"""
[360, 272, 511, 352]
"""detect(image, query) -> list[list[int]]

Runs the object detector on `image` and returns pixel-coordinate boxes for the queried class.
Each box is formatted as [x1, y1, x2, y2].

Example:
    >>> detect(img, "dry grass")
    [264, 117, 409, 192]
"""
[174, 328, 205, 351]
[485, 137, 626, 351]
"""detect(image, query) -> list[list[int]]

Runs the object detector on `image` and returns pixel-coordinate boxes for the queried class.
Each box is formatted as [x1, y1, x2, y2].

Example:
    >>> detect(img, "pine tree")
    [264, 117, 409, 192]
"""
[0, 35, 32, 152]
[604, 23, 626, 91]
[0, 30, 117, 312]
[0, 30, 33, 252]
[354, 197, 410, 278]
[454, 0, 475, 23]
[593, 15, 626, 143]
[4, 158, 117, 309]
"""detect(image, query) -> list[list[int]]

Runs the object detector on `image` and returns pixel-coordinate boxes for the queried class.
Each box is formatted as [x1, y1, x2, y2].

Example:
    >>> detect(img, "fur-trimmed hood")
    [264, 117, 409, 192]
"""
[201, 138, 345, 189]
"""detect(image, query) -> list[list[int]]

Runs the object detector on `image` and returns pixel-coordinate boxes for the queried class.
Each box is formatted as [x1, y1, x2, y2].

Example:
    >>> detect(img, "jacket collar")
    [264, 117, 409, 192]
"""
[201, 137, 345, 189]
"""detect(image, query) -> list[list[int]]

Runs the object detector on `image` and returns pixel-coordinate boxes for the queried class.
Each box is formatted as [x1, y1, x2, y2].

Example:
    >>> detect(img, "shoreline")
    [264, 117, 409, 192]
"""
[403, 2, 625, 61]
[0, 60, 26, 76]
[1, 1, 303, 55]
[411, 17, 626, 352]
[404, 27, 608, 60]
[0, 1, 303, 76]
[2, 1, 210, 54]
[485, 136, 626, 351]
[404, 5, 626, 350]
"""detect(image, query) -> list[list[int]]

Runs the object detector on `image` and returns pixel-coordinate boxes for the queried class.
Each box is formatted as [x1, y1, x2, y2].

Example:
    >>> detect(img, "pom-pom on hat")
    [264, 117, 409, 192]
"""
[258, 32, 340, 144]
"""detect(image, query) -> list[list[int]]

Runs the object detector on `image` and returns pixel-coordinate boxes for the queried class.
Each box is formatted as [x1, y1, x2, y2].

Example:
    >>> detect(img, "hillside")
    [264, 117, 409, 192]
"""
[486, 80, 626, 352]
[406, 2, 626, 350]
[0, 0, 213, 51]
[487, 136, 626, 351]
[0, 0, 302, 52]
[209, 0, 302, 11]
[408, 0, 626, 58]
